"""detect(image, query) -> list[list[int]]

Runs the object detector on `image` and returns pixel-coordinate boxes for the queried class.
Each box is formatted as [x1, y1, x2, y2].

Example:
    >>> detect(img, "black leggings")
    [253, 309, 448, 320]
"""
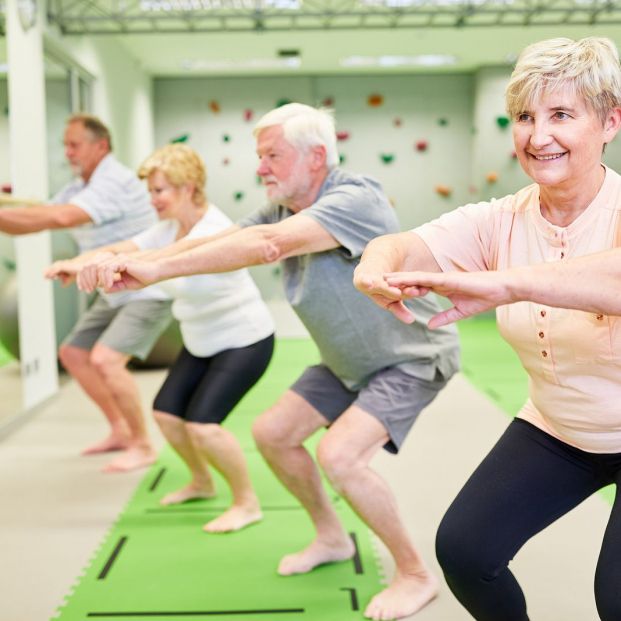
[436, 418, 621, 621]
[153, 334, 274, 424]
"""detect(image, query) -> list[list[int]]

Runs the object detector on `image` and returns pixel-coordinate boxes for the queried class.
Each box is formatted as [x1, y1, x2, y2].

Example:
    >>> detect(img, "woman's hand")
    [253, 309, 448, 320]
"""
[385, 270, 513, 328]
[353, 267, 415, 324]
[44, 259, 79, 286]
[93, 254, 161, 293]
[76, 251, 116, 293]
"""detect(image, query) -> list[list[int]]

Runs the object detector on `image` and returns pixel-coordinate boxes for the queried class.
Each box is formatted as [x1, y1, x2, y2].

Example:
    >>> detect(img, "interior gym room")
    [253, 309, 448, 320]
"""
[1, 1, 621, 620]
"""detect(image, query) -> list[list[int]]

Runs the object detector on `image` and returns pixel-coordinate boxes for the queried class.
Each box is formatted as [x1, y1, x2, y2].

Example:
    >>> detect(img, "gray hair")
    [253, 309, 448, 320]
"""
[506, 37, 621, 125]
[253, 103, 339, 169]
[67, 114, 113, 151]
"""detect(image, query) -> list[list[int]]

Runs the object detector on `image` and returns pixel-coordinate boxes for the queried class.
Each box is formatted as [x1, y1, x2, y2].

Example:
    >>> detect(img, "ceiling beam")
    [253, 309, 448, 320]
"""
[27, 0, 621, 34]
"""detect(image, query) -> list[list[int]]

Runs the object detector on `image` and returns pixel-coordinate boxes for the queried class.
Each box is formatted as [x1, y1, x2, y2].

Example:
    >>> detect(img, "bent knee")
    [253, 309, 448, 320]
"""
[186, 421, 223, 442]
[90, 345, 129, 376]
[58, 344, 88, 370]
[436, 513, 495, 580]
[317, 436, 358, 489]
[252, 410, 290, 448]
[153, 410, 179, 425]
[596, 578, 621, 621]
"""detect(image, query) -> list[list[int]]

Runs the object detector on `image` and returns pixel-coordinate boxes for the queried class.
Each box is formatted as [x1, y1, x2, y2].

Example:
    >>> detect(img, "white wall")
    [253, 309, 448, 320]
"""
[0, 78, 14, 276]
[154, 74, 474, 228]
[0, 78, 9, 187]
[47, 34, 155, 169]
[472, 67, 530, 202]
[6, 0, 58, 408]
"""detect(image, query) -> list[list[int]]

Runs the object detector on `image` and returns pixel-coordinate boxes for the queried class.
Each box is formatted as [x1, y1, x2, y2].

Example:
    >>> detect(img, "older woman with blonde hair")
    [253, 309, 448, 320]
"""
[59, 144, 275, 532]
[355, 37, 621, 620]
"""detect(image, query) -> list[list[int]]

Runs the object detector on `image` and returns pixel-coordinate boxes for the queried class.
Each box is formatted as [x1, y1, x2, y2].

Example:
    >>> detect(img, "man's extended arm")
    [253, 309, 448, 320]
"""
[94, 214, 340, 292]
[0, 203, 91, 235]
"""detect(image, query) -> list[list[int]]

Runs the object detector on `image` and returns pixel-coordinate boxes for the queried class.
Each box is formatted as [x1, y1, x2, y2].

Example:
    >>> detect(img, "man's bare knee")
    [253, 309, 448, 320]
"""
[90, 346, 129, 379]
[317, 434, 355, 491]
[58, 344, 88, 372]
[252, 411, 280, 449]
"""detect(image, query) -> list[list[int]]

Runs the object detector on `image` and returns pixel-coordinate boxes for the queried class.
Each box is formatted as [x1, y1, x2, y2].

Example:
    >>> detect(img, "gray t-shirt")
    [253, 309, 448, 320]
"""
[238, 168, 460, 390]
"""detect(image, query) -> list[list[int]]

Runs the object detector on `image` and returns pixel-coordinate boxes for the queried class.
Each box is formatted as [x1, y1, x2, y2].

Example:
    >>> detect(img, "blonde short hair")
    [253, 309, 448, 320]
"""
[253, 103, 339, 169]
[138, 144, 206, 206]
[506, 37, 621, 125]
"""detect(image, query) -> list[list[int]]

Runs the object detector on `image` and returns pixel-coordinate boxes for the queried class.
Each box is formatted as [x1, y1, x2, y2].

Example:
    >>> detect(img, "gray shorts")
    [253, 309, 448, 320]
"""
[291, 364, 448, 454]
[62, 295, 173, 360]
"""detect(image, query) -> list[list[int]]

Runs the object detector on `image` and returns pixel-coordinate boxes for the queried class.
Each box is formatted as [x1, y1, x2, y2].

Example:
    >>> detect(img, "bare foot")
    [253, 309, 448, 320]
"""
[278, 536, 355, 575]
[364, 570, 439, 620]
[203, 504, 263, 533]
[102, 445, 157, 473]
[81, 433, 130, 456]
[160, 483, 216, 506]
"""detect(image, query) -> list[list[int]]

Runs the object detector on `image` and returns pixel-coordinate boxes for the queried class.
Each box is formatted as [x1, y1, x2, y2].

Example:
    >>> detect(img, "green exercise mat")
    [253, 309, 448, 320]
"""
[53, 339, 386, 621]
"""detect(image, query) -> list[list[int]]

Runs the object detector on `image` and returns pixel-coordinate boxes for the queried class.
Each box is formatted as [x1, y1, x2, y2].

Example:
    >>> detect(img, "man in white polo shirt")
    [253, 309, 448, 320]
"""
[0, 114, 171, 472]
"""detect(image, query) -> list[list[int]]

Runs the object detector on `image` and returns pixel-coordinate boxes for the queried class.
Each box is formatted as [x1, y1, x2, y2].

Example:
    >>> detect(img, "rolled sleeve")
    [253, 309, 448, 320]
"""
[414, 201, 499, 272]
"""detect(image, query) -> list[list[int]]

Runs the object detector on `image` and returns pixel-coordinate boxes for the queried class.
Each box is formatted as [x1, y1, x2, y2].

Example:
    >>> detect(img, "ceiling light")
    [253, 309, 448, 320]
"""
[180, 57, 301, 70]
[340, 54, 456, 68]
[359, 0, 514, 6]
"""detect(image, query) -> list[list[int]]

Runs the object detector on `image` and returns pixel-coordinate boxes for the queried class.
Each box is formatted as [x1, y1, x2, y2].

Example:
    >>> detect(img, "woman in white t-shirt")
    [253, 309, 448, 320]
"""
[78, 145, 275, 533]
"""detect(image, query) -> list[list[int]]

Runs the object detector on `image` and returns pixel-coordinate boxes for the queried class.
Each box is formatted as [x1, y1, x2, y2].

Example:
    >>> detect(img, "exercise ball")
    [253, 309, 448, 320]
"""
[131, 318, 183, 369]
[0, 272, 20, 359]
[0, 269, 183, 368]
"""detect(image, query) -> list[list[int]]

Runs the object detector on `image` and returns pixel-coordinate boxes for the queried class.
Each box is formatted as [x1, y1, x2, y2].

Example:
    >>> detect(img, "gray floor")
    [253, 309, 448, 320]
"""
[0, 365, 610, 621]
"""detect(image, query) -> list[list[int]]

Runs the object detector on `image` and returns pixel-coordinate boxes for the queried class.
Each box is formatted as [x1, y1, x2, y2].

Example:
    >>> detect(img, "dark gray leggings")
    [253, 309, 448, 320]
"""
[436, 418, 621, 621]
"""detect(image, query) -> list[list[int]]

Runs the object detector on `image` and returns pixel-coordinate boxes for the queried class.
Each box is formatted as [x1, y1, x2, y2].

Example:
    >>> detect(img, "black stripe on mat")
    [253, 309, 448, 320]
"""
[349, 532, 363, 575]
[97, 536, 128, 580]
[144, 505, 303, 514]
[148, 467, 166, 492]
[339, 587, 359, 611]
[87, 608, 305, 617]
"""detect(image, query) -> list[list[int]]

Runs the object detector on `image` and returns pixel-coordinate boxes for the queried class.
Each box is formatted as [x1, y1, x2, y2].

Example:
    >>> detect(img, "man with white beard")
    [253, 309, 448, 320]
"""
[87, 103, 460, 620]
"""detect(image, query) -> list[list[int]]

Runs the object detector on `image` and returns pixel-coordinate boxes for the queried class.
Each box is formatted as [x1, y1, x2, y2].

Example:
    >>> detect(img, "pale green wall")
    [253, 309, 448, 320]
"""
[153, 74, 475, 298]
[47, 33, 155, 169]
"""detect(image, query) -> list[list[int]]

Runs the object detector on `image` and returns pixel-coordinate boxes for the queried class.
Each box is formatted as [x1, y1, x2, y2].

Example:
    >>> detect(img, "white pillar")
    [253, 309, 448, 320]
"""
[6, 0, 59, 408]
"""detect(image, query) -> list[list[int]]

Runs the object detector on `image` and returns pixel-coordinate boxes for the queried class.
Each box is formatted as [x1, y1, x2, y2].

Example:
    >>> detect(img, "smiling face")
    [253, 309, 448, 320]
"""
[147, 170, 187, 220]
[512, 85, 620, 191]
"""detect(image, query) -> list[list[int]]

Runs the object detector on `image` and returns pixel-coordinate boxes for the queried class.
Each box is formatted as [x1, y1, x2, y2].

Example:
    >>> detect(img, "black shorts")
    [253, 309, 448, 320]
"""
[153, 334, 274, 424]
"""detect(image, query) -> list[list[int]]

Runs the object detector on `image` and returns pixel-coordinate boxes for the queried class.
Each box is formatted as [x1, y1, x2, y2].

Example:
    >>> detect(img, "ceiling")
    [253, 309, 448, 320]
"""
[4, 1, 621, 77]
[112, 22, 621, 76]
[46, 1, 621, 34]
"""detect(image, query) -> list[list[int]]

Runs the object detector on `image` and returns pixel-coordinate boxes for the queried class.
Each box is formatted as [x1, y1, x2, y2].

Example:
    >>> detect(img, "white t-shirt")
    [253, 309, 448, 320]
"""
[132, 205, 274, 357]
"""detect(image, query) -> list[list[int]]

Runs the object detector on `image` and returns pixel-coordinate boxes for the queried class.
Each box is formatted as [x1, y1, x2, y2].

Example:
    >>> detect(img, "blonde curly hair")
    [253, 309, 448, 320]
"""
[138, 144, 207, 206]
